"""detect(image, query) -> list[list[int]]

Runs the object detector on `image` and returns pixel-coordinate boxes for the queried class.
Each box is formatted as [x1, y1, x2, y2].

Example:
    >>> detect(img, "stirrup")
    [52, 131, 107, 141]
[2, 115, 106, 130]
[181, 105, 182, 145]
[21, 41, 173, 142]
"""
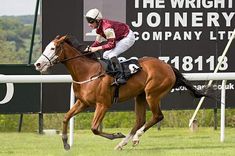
[111, 78, 119, 86]
[117, 77, 126, 85]
[111, 78, 126, 86]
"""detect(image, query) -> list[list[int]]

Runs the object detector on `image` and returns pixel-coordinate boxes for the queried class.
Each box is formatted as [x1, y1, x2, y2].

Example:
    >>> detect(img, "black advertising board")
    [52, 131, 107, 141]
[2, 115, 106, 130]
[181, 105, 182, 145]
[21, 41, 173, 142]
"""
[0, 65, 40, 113]
[126, 0, 235, 109]
[42, 0, 235, 112]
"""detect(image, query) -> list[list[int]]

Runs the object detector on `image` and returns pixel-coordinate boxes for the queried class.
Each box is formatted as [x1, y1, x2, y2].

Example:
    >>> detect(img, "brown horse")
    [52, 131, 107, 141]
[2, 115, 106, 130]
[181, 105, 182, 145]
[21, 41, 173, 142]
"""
[34, 35, 212, 150]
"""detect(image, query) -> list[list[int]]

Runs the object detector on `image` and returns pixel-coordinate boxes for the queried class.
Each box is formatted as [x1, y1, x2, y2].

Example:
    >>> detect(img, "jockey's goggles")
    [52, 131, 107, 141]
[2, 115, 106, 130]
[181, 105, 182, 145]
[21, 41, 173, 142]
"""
[86, 17, 96, 24]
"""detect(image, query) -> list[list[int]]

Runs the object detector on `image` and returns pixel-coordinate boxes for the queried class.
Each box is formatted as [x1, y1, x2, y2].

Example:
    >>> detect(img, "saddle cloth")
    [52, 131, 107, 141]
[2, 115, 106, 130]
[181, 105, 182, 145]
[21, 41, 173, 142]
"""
[99, 57, 141, 80]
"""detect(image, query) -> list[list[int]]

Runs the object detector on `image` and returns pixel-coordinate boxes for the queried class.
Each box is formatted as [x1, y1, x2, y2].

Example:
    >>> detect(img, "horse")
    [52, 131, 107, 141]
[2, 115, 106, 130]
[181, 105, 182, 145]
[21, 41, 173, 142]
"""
[34, 35, 213, 150]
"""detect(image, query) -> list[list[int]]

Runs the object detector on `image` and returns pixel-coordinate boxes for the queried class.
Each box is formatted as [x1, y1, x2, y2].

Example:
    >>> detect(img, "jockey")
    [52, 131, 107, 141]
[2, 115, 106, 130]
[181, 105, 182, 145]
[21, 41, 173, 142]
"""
[85, 8, 135, 85]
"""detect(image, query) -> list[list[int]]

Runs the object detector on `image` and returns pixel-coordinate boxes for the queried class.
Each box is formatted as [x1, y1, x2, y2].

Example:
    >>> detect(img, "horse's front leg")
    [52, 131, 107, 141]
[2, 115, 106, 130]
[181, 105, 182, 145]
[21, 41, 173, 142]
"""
[62, 100, 87, 150]
[91, 103, 125, 140]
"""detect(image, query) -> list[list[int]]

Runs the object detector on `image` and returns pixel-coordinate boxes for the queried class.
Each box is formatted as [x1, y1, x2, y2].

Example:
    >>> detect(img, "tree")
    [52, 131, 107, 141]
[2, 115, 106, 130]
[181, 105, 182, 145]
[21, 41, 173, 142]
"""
[0, 15, 41, 64]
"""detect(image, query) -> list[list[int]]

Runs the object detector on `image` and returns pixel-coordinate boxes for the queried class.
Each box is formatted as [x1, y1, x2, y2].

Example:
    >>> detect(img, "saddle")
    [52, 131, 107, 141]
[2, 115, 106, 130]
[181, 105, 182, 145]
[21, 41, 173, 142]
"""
[99, 57, 141, 81]
[98, 57, 141, 105]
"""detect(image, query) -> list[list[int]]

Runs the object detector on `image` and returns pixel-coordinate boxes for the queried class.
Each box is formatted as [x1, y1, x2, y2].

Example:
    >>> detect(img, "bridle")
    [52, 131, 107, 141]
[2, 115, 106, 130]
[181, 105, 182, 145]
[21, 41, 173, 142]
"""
[41, 41, 105, 84]
[42, 43, 94, 66]
[40, 44, 64, 66]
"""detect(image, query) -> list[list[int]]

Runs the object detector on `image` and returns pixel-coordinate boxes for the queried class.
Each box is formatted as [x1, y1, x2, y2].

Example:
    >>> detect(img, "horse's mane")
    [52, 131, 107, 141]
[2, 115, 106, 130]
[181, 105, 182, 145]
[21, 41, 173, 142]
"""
[64, 35, 87, 52]
[63, 35, 98, 60]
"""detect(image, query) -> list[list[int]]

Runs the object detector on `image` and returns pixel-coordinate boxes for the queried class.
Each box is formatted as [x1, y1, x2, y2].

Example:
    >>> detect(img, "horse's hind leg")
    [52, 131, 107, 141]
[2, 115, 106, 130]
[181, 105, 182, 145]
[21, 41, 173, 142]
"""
[132, 75, 175, 146]
[132, 95, 164, 146]
[62, 99, 87, 150]
[115, 93, 147, 150]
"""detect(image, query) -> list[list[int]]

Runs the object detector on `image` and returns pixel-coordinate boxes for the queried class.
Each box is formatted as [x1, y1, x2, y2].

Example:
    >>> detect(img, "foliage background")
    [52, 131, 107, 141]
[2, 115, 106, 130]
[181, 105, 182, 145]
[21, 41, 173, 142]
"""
[0, 15, 41, 64]
[0, 109, 235, 132]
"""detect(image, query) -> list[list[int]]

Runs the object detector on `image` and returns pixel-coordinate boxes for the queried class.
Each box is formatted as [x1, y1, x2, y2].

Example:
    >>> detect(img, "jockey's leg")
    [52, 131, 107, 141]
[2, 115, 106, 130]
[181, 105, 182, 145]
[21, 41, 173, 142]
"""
[103, 31, 135, 85]
[110, 56, 126, 85]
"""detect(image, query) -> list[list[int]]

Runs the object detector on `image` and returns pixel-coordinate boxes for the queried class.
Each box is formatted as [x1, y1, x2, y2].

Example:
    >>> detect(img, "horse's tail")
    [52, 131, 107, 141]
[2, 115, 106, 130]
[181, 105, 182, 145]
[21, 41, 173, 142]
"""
[171, 66, 215, 99]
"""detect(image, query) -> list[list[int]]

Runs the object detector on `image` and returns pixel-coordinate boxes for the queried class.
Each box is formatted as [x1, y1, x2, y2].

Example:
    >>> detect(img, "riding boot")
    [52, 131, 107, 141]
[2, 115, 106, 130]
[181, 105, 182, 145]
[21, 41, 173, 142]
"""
[110, 57, 126, 85]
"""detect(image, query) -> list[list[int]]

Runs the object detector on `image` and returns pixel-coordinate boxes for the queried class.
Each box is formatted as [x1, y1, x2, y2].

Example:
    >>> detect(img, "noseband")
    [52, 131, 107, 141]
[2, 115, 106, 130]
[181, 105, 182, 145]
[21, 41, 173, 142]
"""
[42, 53, 54, 66]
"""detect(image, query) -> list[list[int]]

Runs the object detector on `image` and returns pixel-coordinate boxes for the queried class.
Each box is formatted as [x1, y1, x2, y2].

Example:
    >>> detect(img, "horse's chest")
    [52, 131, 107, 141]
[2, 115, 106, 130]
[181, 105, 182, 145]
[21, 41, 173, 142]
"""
[75, 89, 96, 105]
[74, 80, 112, 105]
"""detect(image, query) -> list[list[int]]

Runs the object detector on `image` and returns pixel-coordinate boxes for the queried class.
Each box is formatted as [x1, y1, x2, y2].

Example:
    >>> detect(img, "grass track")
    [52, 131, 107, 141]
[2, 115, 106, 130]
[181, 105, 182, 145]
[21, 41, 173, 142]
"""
[0, 128, 234, 156]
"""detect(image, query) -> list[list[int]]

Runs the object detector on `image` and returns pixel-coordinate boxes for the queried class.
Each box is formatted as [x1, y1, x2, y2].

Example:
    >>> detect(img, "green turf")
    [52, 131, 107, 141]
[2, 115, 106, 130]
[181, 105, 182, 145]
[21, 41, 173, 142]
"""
[0, 128, 234, 156]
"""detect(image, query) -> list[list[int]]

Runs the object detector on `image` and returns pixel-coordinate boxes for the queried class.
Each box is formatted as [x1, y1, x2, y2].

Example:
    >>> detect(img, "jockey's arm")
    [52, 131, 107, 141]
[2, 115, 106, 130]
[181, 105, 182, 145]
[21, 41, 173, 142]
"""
[90, 28, 116, 52]
[91, 35, 102, 47]
[101, 28, 116, 51]
[89, 35, 103, 52]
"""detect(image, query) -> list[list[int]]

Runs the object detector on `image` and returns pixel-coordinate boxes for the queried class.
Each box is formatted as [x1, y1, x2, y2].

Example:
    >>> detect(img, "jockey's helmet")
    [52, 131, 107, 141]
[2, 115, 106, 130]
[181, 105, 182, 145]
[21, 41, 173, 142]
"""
[85, 8, 102, 24]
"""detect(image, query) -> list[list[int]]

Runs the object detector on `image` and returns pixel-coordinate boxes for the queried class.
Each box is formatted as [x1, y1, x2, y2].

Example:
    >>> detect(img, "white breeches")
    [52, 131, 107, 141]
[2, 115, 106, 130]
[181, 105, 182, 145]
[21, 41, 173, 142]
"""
[103, 30, 135, 59]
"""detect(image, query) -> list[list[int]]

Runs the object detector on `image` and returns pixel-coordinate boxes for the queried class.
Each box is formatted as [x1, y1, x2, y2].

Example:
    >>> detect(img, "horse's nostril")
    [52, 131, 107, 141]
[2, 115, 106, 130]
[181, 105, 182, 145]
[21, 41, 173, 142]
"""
[36, 63, 41, 67]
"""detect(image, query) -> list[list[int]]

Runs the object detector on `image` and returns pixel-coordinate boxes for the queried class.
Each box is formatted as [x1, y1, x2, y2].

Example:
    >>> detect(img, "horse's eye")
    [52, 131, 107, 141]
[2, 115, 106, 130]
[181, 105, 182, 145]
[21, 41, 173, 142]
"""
[51, 48, 55, 50]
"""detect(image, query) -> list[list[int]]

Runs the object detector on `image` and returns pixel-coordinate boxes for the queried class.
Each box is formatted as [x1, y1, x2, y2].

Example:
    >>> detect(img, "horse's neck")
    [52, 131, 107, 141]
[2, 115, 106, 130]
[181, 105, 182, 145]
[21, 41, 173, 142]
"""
[63, 44, 99, 81]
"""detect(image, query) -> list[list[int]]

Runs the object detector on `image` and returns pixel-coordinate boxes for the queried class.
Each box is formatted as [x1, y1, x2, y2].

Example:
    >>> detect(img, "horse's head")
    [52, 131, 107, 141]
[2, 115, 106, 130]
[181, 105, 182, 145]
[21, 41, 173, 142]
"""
[35, 35, 98, 73]
[34, 35, 67, 73]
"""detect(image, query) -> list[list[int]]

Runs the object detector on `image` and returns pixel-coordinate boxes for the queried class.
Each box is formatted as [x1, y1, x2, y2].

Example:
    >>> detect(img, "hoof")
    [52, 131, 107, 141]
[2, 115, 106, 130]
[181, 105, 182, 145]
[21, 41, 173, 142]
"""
[132, 140, 139, 147]
[115, 132, 126, 138]
[114, 145, 123, 150]
[64, 144, 70, 151]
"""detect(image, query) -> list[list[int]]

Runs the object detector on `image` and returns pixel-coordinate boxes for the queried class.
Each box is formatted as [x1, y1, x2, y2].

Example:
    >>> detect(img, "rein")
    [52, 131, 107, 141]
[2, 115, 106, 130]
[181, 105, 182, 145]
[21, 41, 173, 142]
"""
[55, 43, 105, 84]
[60, 51, 95, 63]
[59, 44, 95, 63]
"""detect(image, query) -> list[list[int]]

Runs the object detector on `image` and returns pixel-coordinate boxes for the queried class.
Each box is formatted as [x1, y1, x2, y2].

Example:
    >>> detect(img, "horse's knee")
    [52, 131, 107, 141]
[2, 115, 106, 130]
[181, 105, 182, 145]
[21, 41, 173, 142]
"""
[91, 128, 99, 135]
[63, 115, 69, 124]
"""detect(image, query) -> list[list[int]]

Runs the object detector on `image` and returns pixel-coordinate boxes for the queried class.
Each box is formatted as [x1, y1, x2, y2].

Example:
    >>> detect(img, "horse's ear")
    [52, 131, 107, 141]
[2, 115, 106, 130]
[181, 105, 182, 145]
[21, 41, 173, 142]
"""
[61, 35, 67, 41]
[56, 35, 67, 44]
[64, 34, 71, 41]
[54, 35, 66, 46]
[55, 35, 60, 39]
